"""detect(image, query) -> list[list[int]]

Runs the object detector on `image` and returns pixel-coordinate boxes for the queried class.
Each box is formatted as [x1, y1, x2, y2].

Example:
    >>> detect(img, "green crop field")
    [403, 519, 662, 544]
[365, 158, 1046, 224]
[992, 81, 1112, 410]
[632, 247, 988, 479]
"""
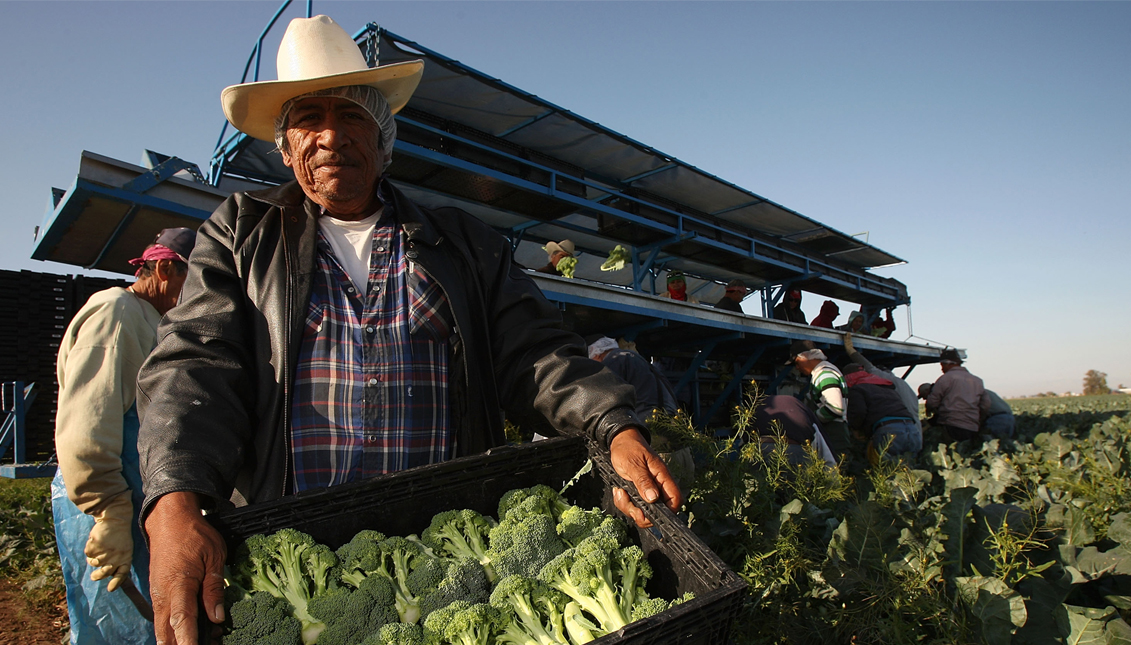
[4, 394, 1130, 643]
[650, 393, 1131, 644]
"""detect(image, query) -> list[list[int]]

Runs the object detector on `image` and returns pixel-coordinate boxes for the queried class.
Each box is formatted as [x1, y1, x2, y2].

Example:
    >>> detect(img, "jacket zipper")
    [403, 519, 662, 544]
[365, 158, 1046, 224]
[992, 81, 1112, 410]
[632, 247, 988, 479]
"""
[281, 209, 293, 497]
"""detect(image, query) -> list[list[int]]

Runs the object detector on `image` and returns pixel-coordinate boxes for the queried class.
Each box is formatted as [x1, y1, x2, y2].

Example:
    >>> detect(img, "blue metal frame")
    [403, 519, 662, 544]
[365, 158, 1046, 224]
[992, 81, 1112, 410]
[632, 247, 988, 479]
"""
[0, 382, 53, 479]
[32, 177, 214, 267]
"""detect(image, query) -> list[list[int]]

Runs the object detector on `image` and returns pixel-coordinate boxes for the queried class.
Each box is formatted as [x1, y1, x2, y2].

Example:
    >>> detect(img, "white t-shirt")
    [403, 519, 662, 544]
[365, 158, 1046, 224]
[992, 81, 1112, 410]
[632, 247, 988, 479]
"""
[318, 210, 382, 294]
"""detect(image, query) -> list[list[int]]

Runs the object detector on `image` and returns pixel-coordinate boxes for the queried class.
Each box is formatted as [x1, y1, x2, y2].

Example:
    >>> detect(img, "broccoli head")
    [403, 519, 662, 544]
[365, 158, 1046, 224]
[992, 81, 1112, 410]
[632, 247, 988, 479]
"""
[228, 528, 340, 644]
[489, 575, 570, 645]
[419, 556, 492, 619]
[420, 509, 497, 582]
[538, 532, 654, 634]
[497, 485, 571, 522]
[338, 534, 441, 624]
[443, 602, 505, 645]
[307, 575, 400, 645]
[223, 590, 303, 645]
[487, 513, 567, 580]
[362, 621, 426, 645]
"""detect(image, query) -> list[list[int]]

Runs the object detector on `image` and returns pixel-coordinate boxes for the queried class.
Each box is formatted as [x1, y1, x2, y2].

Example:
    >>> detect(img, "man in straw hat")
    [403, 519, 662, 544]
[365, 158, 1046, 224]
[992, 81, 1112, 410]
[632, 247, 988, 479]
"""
[535, 238, 575, 276]
[135, 16, 680, 642]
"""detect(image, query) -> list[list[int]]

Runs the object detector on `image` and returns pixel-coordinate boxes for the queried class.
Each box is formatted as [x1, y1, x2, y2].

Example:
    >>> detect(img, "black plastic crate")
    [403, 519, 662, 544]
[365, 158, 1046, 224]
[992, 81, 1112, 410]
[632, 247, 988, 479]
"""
[203, 436, 746, 645]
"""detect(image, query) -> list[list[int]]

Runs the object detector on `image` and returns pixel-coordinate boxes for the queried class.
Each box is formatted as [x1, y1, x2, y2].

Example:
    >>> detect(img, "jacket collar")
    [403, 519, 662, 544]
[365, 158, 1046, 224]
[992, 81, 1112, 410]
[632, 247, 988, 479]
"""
[245, 178, 443, 247]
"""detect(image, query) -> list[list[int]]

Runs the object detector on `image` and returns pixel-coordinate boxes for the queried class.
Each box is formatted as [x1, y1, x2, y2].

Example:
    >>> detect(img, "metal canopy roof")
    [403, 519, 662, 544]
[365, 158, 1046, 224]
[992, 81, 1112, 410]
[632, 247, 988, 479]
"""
[211, 24, 909, 309]
[31, 152, 225, 274]
[374, 30, 904, 270]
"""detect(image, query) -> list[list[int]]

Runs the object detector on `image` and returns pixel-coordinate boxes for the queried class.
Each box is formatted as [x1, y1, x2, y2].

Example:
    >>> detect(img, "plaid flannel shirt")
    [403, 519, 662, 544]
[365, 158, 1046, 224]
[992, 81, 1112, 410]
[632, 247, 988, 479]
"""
[290, 197, 453, 492]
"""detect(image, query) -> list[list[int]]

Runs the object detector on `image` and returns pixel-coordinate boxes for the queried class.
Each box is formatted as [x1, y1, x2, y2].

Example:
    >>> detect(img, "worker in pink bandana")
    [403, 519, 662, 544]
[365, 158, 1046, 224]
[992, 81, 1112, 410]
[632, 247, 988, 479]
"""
[51, 226, 195, 644]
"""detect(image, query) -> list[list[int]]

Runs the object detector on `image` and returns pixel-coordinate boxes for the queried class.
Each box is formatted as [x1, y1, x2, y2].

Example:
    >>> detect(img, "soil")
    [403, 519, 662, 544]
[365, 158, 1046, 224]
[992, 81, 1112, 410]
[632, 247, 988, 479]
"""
[0, 578, 67, 645]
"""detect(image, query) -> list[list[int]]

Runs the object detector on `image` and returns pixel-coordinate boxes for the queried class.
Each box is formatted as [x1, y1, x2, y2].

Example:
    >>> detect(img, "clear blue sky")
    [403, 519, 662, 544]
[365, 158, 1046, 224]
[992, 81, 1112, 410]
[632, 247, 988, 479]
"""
[1, 1, 1128, 398]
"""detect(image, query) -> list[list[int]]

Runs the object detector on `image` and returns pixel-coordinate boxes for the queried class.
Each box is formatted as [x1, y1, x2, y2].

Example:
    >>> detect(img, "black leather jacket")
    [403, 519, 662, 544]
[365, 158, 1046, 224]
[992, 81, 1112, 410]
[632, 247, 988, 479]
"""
[137, 180, 641, 517]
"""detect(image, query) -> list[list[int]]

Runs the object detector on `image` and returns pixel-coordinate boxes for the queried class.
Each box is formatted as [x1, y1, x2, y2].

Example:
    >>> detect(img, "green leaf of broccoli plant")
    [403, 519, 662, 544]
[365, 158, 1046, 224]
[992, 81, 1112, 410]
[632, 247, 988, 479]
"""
[1059, 605, 1131, 645]
[942, 487, 979, 584]
[956, 576, 1027, 645]
[1107, 514, 1131, 546]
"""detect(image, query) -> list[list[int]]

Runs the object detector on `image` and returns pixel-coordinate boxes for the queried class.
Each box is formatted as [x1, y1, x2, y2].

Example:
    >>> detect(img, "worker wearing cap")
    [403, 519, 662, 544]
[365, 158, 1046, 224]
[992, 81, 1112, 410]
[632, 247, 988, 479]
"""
[713, 279, 747, 313]
[52, 227, 195, 644]
[134, 16, 680, 643]
[536, 239, 575, 276]
[788, 340, 851, 457]
[659, 270, 699, 303]
[774, 289, 807, 323]
[921, 348, 991, 442]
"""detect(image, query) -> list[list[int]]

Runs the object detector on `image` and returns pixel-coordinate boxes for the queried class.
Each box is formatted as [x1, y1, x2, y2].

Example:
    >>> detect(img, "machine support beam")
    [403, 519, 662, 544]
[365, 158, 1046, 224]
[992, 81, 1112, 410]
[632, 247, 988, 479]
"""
[699, 346, 767, 426]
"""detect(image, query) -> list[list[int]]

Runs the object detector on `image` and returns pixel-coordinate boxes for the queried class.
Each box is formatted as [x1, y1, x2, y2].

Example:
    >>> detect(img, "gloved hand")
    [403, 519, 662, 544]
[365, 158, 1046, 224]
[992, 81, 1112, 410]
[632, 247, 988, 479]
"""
[85, 496, 134, 592]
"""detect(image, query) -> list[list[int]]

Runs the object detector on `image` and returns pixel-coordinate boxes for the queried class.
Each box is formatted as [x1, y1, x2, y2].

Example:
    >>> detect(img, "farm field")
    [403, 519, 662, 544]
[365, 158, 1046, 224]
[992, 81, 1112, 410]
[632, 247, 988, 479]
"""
[2, 393, 1129, 644]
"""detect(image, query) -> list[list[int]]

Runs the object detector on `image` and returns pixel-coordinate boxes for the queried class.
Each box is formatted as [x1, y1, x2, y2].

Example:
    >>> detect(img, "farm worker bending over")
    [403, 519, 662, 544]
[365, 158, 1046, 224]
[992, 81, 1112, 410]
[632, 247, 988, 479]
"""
[788, 340, 852, 458]
[587, 336, 679, 422]
[921, 348, 991, 442]
[843, 333, 922, 437]
[535, 238, 575, 276]
[843, 364, 923, 463]
[134, 16, 681, 645]
[981, 389, 1016, 439]
[53, 227, 195, 644]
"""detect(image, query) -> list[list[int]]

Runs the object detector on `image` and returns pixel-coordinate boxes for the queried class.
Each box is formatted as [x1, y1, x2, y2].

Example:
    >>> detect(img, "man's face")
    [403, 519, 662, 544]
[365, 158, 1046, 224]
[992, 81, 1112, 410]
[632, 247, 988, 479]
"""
[668, 279, 686, 295]
[550, 250, 569, 267]
[280, 96, 387, 220]
[724, 285, 745, 302]
[850, 317, 864, 332]
[786, 294, 801, 309]
[794, 356, 817, 376]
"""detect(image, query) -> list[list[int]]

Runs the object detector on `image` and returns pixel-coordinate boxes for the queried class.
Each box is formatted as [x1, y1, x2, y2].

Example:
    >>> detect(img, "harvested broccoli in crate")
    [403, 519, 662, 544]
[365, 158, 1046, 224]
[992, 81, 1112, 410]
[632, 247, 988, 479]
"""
[221, 483, 692, 645]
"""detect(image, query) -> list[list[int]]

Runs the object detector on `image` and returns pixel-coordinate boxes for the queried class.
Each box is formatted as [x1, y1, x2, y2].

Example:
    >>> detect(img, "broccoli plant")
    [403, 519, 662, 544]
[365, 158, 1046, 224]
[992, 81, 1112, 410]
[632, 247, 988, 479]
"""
[498, 485, 571, 523]
[362, 621, 426, 645]
[337, 533, 446, 624]
[418, 556, 492, 619]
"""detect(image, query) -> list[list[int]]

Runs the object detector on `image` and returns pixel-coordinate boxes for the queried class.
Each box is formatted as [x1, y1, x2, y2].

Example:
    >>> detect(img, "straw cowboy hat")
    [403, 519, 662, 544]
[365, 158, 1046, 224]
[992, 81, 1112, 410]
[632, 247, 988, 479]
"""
[221, 15, 424, 142]
[545, 240, 576, 257]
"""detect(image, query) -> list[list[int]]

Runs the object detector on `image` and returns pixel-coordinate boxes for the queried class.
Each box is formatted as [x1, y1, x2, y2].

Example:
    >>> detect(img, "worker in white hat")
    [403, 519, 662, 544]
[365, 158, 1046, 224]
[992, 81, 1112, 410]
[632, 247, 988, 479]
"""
[136, 16, 681, 643]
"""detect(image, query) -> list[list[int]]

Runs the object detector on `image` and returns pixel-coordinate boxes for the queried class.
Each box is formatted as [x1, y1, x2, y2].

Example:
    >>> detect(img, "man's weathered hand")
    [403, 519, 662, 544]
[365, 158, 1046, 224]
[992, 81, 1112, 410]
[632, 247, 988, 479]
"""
[145, 492, 226, 645]
[608, 428, 683, 528]
[843, 332, 855, 352]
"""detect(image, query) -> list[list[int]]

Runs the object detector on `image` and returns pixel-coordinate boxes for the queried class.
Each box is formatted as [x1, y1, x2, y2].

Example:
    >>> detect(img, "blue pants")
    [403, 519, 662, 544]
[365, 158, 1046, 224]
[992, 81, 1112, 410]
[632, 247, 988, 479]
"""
[871, 419, 922, 458]
[51, 407, 155, 645]
[983, 413, 1015, 440]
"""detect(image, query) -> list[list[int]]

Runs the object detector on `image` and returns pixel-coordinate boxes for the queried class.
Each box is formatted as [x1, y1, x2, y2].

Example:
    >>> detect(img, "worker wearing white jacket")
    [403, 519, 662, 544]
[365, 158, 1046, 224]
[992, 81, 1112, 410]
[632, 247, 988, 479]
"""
[52, 227, 194, 644]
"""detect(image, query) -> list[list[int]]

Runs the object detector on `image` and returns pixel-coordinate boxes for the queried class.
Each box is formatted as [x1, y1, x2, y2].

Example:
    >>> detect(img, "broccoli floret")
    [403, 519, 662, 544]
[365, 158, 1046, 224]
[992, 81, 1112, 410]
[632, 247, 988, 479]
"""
[337, 530, 389, 586]
[556, 507, 627, 549]
[487, 513, 567, 580]
[443, 602, 504, 645]
[223, 590, 303, 645]
[362, 621, 426, 645]
[423, 599, 475, 642]
[338, 534, 441, 624]
[497, 485, 571, 522]
[307, 575, 400, 645]
[489, 575, 570, 645]
[538, 533, 654, 634]
[421, 509, 498, 582]
[229, 528, 340, 644]
[419, 557, 492, 618]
